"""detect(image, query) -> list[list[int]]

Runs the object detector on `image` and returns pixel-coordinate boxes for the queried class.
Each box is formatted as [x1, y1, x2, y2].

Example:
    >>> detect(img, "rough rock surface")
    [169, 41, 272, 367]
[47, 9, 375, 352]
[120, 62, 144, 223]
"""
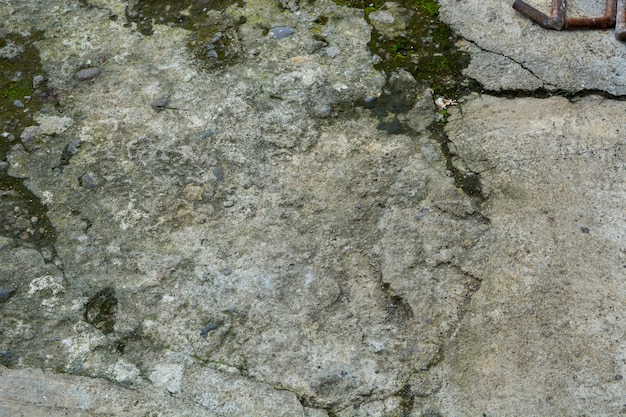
[0, 0, 625, 416]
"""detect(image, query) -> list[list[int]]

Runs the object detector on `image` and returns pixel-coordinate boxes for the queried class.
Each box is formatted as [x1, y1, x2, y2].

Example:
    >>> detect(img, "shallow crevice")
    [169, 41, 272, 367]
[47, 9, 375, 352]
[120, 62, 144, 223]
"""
[478, 85, 626, 101]
[428, 116, 487, 204]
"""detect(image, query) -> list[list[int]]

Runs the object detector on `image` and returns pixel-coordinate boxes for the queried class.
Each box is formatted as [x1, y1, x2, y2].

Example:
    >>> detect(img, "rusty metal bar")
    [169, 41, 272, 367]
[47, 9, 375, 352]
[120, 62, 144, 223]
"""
[565, 0, 616, 29]
[512, 0, 564, 30]
[513, 0, 626, 39]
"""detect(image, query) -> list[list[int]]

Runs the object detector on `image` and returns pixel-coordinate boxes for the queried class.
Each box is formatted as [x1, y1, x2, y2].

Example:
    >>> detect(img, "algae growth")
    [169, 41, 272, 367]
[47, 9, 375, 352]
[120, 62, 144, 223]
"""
[126, 0, 246, 70]
[336, 0, 484, 200]
[368, 1, 470, 97]
[0, 32, 57, 257]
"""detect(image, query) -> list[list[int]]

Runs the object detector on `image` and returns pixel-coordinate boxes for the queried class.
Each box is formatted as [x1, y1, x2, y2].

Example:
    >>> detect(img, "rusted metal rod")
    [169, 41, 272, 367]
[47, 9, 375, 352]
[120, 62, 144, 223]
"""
[512, 0, 626, 39]
[564, 0, 615, 29]
[512, 0, 564, 30]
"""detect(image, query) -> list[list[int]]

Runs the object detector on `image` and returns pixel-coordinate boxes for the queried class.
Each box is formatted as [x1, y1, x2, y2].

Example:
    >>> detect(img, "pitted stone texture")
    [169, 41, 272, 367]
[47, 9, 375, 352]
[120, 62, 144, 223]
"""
[423, 94, 626, 415]
[438, 0, 626, 94]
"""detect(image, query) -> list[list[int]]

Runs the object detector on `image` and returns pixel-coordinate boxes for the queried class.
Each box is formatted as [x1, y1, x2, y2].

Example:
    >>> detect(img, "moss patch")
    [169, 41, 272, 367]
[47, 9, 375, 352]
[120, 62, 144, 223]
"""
[369, 7, 470, 98]
[0, 32, 58, 256]
[125, 0, 244, 36]
[414, 0, 440, 16]
[125, 0, 246, 70]
[333, 0, 484, 201]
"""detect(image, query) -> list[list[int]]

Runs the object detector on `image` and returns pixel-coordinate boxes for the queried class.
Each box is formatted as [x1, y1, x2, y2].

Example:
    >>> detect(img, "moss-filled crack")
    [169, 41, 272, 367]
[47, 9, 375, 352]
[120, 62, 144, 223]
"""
[0, 31, 58, 260]
[431, 114, 487, 203]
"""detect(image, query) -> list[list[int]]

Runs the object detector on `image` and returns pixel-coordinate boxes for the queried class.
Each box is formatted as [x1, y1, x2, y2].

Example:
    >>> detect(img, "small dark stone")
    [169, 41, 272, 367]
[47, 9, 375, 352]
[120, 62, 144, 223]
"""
[32, 74, 45, 87]
[213, 166, 225, 181]
[80, 172, 101, 189]
[59, 140, 82, 167]
[580, 227, 590, 234]
[0, 288, 15, 301]
[67, 140, 82, 155]
[201, 130, 218, 139]
[200, 322, 219, 338]
[151, 97, 168, 110]
[269, 26, 295, 39]
[76, 67, 102, 81]
[0, 161, 9, 171]
[40, 88, 60, 104]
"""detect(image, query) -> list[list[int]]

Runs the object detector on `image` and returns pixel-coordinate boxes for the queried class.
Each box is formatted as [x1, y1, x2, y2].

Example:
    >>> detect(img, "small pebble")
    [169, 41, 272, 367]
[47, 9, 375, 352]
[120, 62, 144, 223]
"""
[40, 247, 53, 261]
[213, 166, 225, 181]
[151, 97, 168, 111]
[312, 103, 332, 117]
[0, 161, 9, 171]
[12, 99, 24, 108]
[0, 288, 15, 301]
[201, 130, 218, 139]
[67, 139, 82, 155]
[210, 32, 223, 43]
[269, 26, 295, 39]
[200, 322, 219, 338]
[207, 49, 218, 59]
[32, 74, 45, 87]
[80, 172, 100, 189]
[364, 96, 377, 108]
[76, 67, 101, 81]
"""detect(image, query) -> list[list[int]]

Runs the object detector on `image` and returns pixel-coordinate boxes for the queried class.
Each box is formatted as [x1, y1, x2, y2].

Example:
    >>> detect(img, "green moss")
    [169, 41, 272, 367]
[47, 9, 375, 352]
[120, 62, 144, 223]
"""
[0, 32, 58, 257]
[354, 0, 470, 99]
[126, 0, 246, 70]
[414, 0, 440, 16]
[1, 79, 32, 101]
[126, 0, 244, 36]
[334, 0, 386, 9]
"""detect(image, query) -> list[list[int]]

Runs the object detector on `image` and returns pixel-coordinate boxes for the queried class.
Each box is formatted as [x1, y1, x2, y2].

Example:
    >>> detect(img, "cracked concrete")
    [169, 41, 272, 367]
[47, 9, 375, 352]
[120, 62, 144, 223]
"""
[0, 0, 625, 416]
[440, 0, 626, 94]
[426, 94, 626, 415]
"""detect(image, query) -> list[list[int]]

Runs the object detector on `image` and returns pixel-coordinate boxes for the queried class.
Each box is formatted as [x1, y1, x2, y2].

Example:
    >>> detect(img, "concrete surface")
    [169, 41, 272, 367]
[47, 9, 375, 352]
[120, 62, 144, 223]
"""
[0, 0, 625, 416]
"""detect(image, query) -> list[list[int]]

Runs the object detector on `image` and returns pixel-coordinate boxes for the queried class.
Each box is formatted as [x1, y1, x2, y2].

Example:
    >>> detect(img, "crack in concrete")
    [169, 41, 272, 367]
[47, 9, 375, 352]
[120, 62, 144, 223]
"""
[464, 39, 558, 90]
